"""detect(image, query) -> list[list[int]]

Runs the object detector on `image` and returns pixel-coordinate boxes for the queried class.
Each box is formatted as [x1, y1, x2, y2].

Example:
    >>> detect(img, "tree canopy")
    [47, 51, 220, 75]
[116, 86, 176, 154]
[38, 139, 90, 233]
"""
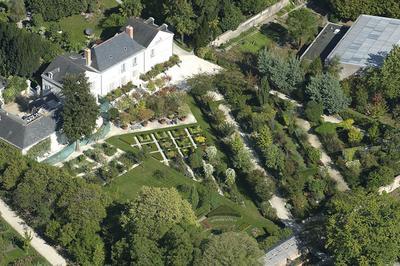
[258, 48, 304, 94]
[0, 22, 59, 77]
[306, 73, 350, 114]
[325, 190, 400, 265]
[328, 0, 400, 20]
[61, 74, 99, 147]
[286, 8, 319, 48]
[199, 232, 263, 265]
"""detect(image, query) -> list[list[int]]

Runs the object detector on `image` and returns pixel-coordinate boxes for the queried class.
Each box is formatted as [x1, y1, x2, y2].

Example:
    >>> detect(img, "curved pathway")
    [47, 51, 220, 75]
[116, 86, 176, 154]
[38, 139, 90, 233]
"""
[270, 90, 350, 191]
[0, 199, 67, 266]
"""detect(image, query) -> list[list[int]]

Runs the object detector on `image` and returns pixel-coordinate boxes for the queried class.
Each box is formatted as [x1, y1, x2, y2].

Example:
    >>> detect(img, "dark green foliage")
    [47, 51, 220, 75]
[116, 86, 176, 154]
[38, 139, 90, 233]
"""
[328, 0, 400, 20]
[0, 22, 59, 77]
[25, 0, 97, 21]
[305, 101, 323, 123]
[0, 143, 108, 265]
[61, 74, 99, 145]
[258, 48, 304, 94]
[306, 74, 350, 114]
[326, 190, 400, 265]
[220, 1, 244, 31]
[286, 8, 319, 47]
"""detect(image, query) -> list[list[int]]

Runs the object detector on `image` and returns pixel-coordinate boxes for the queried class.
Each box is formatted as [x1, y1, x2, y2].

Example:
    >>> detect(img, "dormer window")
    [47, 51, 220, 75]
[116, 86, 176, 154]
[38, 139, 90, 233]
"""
[48, 72, 53, 79]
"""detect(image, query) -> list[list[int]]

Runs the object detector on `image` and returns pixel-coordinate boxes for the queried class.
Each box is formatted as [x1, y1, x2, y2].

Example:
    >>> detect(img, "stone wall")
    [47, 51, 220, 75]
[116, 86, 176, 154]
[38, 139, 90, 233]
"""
[210, 0, 290, 47]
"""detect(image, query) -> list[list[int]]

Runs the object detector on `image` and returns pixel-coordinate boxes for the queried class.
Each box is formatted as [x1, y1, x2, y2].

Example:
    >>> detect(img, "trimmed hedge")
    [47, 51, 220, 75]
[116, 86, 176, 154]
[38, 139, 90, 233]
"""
[140, 55, 181, 81]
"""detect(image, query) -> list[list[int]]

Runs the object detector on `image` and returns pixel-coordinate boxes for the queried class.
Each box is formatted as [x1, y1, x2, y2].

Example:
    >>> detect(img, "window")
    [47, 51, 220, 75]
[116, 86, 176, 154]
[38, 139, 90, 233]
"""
[48, 72, 53, 79]
[121, 63, 126, 73]
[151, 49, 155, 57]
[132, 57, 137, 66]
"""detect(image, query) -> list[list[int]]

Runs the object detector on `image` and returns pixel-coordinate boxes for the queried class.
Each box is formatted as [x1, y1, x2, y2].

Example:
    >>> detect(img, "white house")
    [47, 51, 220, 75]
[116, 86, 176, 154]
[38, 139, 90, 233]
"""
[41, 17, 174, 98]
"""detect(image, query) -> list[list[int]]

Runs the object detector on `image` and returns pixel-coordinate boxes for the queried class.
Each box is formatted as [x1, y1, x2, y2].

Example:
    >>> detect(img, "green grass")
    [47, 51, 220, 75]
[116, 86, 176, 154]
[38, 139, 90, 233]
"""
[0, 218, 50, 266]
[236, 30, 272, 54]
[104, 158, 278, 231]
[44, 0, 119, 47]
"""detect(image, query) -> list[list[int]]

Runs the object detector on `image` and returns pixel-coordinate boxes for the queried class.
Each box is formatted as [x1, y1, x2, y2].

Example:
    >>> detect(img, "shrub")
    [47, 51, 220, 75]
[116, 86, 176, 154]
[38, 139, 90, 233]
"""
[26, 138, 51, 159]
[140, 55, 181, 81]
[305, 101, 323, 123]
[315, 122, 337, 135]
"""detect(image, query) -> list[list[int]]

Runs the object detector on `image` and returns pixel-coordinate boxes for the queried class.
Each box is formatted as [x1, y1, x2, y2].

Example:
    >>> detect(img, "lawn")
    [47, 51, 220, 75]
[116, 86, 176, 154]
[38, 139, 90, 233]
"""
[236, 30, 272, 54]
[0, 218, 49, 266]
[104, 158, 280, 232]
[44, 0, 119, 48]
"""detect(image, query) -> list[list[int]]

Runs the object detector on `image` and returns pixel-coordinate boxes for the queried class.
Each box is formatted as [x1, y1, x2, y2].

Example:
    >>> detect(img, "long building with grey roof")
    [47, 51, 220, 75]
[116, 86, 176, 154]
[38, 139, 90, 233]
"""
[327, 15, 400, 78]
[42, 17, 174, 97]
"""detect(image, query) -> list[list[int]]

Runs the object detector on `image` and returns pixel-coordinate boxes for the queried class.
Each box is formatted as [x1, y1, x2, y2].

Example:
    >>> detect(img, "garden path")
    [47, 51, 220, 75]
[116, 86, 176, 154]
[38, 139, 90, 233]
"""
[0, 199, 67, 266]
[295, 118, 350, 192]
[185, 128, 198, 149]
[167, 131, 184, 157]
[151, 134, 169, 165]
[269, 89, 350, 191]
[218, 104, 292, 221]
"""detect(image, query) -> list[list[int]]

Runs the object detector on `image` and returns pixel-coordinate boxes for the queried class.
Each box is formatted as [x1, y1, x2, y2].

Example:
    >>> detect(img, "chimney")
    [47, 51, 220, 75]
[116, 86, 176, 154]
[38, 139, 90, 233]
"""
[125, 25, 134, 39]
[145, 17, 155, 25]
[84, 48, 91, 66]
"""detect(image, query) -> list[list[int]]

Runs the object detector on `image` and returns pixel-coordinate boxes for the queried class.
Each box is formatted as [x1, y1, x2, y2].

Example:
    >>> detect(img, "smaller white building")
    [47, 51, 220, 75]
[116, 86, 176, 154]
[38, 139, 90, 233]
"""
[42, 17, 174, 98]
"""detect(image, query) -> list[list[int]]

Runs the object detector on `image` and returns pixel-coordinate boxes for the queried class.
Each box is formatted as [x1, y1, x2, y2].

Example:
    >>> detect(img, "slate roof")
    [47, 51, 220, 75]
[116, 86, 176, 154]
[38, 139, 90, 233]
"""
[301, 23, 348, 61]
[91, 32, 144, 71]
[43, 54, 88, 84]
[126, 17, 173, 47]
[0, 107, 60, 150]
[327, 15, 400, 67]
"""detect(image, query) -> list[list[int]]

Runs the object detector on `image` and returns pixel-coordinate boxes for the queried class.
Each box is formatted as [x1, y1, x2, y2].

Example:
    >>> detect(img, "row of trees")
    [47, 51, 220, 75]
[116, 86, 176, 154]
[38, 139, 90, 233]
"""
[0, 22, 60, 77]
[118, 0, 278, 47]
[0, 142, 108, 264]
[327, 0, 400, 20]
[344, 45, 400, 120]
[25, 0, 99, 21]
[108, 186, 263, 265]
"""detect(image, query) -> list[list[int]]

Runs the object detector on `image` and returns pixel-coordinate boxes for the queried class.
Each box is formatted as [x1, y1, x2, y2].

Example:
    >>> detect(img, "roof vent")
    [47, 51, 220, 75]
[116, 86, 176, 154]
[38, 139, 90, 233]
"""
[124, 47, 128, 51]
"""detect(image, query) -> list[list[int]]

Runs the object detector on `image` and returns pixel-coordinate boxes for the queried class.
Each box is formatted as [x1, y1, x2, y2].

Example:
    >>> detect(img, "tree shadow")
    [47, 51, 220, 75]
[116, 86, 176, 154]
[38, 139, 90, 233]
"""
[260, 22, 289, 47]
[101, 202, 129, 263]
[366, 51, 388, 67]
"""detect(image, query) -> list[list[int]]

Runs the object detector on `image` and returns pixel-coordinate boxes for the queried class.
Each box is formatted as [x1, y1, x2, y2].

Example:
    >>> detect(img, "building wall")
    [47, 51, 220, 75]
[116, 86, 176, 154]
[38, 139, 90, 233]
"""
[144, 31, 174, 72]
[87, 50, 146, 97]
[339, 63, 362, 80]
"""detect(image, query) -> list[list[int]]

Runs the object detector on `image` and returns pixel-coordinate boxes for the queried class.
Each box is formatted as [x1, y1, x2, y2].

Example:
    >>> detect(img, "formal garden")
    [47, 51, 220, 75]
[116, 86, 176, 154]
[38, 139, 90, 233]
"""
[0, 218, 49, 266]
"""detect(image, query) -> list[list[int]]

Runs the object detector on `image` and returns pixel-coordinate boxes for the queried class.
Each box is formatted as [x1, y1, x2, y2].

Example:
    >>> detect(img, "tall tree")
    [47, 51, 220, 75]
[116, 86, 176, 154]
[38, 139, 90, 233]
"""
[120, 186, 198, 240]
[220, 0, 244, 31]
[200, 232, 263, 265]
[380, 45, 400, 99]
[286, 8, 319, 48]
[325, 190, 400, 265]
[119, 0, 143, 18]
[61, 74, 99, 150]
[306, 73, 350, 114]
[258, 48, 304, 94]
[164, 0, 196, 43]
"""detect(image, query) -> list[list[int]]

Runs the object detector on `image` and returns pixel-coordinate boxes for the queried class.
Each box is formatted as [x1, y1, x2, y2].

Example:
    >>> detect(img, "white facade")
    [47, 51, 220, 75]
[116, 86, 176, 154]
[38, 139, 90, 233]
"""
[88, 30, 173, 97]
[42, 22, 174, 99]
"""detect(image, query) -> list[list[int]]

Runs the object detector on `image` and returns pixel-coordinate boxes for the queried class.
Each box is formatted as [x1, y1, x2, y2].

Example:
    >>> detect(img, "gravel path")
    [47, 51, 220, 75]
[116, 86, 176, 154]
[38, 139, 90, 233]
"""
[0, 199, 67, 266]
[295, 118, 350, 192]
[218, 103, 292, 220]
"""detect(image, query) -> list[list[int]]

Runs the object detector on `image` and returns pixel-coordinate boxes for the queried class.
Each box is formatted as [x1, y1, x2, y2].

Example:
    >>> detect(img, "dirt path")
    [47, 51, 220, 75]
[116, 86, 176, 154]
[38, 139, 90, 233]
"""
[0, 199, 67, 266]
[218, 104, 292, 220]
[295, 118, 350, 192]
